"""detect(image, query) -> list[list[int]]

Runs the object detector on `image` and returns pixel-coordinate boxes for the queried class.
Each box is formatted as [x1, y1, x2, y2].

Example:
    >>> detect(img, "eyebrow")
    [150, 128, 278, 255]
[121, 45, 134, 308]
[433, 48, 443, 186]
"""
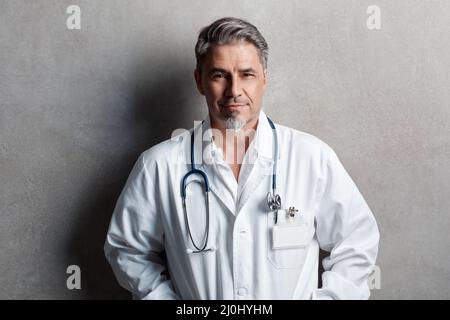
[208, 67, 258, 75]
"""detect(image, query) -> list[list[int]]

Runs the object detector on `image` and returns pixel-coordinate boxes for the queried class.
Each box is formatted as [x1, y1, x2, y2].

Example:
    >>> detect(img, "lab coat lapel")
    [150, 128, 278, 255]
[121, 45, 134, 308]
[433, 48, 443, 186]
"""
[236, 110, 275, 213]
[236, 157, 272, 213]
[199, 163, 237, 216]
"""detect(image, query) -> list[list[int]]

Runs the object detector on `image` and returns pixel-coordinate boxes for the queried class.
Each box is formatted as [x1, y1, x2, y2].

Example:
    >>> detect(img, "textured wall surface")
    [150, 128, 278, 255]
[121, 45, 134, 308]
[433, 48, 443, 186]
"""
[1, 0, 449, 299]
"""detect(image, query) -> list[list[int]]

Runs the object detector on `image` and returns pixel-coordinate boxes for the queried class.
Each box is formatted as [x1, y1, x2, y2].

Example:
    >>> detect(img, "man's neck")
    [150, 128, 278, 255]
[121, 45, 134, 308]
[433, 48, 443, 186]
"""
[210, 115, 259, 166]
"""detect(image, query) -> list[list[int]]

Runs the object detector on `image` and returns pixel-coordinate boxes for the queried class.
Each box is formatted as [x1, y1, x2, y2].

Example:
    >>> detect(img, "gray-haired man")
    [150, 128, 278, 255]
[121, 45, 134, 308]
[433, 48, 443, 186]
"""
[105, 17, 379, 300]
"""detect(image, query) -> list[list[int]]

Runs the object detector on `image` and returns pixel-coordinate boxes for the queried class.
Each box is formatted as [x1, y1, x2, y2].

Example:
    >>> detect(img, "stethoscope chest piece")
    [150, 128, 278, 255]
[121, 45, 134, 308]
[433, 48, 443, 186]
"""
[267, 192, 282, 211]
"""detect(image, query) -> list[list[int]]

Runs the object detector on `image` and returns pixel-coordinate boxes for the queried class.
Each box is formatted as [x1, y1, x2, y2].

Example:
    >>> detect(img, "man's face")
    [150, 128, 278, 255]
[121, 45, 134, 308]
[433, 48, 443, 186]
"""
[194, 41, 267, 131]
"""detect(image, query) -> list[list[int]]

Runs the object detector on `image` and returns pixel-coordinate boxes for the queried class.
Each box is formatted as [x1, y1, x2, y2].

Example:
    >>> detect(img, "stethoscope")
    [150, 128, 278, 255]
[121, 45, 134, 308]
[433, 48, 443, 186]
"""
[181, 115, 281, 254]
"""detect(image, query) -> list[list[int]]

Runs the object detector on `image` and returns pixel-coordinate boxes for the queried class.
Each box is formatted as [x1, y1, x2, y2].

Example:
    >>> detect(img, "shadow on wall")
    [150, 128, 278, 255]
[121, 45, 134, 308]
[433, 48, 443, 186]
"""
[64, 53, 201, 299]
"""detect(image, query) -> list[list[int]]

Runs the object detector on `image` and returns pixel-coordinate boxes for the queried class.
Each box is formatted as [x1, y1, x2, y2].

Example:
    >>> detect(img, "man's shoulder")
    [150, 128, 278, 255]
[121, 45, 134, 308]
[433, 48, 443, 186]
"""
[140, 129, 190, 166]
[277, 123, 335, 159]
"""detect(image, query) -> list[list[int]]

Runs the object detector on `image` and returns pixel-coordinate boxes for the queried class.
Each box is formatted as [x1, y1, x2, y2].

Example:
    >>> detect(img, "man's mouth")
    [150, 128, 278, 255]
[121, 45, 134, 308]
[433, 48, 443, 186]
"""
[221, 104, 246, 108]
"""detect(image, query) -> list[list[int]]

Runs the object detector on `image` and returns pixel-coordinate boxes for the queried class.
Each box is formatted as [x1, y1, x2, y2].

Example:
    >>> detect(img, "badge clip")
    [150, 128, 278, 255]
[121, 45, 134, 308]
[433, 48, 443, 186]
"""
[286, 207, 299, 223]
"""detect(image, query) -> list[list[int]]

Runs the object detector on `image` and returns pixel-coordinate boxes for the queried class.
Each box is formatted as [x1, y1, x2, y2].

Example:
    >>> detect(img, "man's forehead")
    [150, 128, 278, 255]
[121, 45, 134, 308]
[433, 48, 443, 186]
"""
[204, 42, 262, 67]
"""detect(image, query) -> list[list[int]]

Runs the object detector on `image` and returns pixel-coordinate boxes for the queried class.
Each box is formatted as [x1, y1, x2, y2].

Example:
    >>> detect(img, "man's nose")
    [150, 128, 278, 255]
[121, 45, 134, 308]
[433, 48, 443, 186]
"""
[224, 75, 242, 98]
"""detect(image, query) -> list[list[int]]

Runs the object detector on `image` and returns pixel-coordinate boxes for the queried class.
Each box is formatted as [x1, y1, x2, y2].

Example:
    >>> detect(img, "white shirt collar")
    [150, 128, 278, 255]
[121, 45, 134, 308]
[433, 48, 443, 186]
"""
[200, 109, 275, 165]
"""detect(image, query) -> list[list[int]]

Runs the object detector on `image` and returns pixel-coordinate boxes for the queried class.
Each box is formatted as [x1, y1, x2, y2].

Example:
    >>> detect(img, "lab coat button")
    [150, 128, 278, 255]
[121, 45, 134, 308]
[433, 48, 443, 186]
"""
[237, 287, 247, 296]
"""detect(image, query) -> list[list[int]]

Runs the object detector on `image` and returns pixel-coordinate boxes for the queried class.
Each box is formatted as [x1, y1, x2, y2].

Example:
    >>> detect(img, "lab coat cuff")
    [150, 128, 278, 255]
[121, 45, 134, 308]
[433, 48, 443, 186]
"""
[311, 271, 369, 300]
[140, 280, 180, 300]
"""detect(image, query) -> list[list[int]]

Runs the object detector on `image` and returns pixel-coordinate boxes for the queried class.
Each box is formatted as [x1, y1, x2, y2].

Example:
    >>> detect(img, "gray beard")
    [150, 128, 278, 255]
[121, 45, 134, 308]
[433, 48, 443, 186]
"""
[225, 115, 246, 132]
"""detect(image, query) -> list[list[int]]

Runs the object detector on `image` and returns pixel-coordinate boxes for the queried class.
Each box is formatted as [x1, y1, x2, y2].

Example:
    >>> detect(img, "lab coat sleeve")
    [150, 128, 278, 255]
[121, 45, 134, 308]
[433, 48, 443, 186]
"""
[312, 148, 380, 300]
[104, 152, 180, 300]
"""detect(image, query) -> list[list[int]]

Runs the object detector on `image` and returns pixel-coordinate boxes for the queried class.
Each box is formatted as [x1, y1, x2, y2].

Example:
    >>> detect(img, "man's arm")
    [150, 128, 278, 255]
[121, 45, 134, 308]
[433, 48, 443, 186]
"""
[312, 148, 380, 300]
[104, 152, 180, 300]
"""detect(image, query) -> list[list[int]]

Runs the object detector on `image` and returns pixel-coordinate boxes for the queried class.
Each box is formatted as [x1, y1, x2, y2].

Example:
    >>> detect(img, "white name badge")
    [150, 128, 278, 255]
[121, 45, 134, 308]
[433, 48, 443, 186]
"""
[272, 222, 310, 249]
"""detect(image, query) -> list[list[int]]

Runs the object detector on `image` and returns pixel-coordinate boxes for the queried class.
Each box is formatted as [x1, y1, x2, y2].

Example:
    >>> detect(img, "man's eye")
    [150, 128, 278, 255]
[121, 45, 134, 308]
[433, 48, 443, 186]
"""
[212, 73, 225, 79]
[244, 73, 255, 78]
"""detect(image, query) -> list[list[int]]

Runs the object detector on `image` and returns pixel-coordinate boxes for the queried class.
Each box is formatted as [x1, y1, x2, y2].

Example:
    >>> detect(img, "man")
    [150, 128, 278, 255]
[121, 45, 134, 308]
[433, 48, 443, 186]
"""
[104, 17, 380, 300]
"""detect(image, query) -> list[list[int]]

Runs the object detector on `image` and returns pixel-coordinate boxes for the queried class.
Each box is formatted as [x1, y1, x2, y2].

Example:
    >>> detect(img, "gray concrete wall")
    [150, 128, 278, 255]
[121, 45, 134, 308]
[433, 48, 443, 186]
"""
[1, 0, 449, 299]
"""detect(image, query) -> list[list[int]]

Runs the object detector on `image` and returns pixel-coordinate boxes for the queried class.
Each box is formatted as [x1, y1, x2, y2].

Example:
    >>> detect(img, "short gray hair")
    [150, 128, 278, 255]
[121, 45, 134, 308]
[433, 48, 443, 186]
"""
[195, 17, 269, 72]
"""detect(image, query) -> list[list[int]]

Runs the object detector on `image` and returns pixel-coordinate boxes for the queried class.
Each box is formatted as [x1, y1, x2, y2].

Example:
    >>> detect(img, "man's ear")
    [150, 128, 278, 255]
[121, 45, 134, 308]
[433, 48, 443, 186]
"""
[194, 69, 205, 95]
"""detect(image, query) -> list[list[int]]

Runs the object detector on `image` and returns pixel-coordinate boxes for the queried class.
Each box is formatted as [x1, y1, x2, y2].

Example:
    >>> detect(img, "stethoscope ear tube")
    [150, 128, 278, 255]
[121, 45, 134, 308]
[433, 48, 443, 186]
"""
[266, 117, 282, 213]
[186, 245, 216, 254]
[183, 188, 211, 254]
[181, 169, 210, 198]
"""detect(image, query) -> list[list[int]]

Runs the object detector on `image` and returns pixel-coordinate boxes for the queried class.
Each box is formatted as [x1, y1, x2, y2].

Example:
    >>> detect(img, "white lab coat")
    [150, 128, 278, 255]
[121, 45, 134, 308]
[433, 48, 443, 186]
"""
[104, 110, 379, 300]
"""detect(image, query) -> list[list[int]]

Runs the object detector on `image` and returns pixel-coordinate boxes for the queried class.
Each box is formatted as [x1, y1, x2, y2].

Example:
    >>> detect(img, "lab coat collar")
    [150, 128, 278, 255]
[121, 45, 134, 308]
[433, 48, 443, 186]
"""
[253, 109, 276, 161]
[200, 109, 275, 164]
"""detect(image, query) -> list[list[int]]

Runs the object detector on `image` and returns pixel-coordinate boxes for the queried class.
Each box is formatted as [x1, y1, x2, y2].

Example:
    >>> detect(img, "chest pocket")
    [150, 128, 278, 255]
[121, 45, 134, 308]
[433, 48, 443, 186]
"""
[266, 210, 315, 269]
